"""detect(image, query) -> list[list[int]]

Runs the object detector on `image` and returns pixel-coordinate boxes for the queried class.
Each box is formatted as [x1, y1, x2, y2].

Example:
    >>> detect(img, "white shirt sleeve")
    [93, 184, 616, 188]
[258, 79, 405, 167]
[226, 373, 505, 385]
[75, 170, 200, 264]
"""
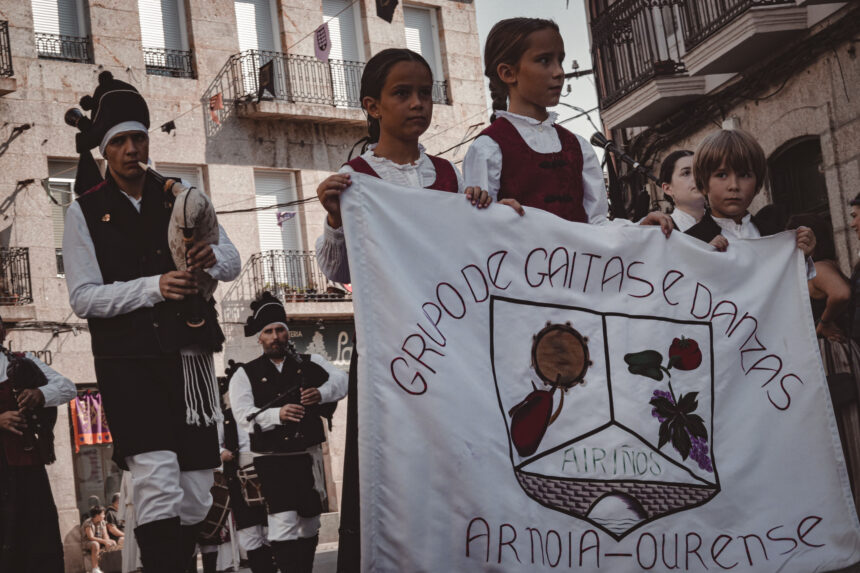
[578, 134, 614, 226]
[463, 136, 502, 201]
[63, 201, 165, 318]
[205, 224, 241, 282]
[25, 352, 76, 407]
[450, 161, 466, 194]
[309, 354, 348, 404]
[229, 366, 282, 435]
[315, 220, 350, 284]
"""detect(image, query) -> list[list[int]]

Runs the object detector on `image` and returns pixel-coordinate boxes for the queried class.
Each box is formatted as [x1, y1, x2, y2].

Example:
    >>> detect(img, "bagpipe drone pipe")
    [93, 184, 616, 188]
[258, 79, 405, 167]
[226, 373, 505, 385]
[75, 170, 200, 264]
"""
[1, 344, 57, 464]
[590, 132, 660, 222]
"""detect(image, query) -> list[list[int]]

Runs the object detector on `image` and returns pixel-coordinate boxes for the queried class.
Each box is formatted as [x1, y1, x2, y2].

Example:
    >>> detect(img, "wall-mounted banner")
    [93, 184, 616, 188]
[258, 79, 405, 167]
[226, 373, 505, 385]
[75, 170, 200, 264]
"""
[342, 174, 860, 572]
[314, 22, 331, 62]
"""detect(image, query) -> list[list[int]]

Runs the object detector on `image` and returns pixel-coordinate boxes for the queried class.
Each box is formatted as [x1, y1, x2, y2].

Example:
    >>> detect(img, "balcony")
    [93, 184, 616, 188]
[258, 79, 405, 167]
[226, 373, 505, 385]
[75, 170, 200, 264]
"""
[35, 32, 93, 64]
[143, 47, 195, 79]
[250, 250, 351, 303]
[0, 248, 35, 322]
[682, 0, 807, 76]
[0, 21, 14, 96]
[204, 50, 449, 134]
[592, 0, 705, 130]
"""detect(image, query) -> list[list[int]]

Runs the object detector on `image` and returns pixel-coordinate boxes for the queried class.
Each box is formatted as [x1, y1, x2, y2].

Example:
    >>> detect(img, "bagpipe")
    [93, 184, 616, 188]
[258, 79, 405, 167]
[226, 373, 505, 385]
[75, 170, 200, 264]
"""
[138, 162, 220, 328]
[247, 342, 336, 453]
[1, 344, 57, 464]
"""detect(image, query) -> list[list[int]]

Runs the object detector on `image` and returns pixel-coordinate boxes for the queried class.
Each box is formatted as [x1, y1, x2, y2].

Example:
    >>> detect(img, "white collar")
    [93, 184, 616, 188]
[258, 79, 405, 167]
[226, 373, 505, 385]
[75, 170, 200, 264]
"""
[670, 208, 698, 230]
[495, 109, 559, 128]
[712, 212, 752, 228]
[366, 143, 427, 170]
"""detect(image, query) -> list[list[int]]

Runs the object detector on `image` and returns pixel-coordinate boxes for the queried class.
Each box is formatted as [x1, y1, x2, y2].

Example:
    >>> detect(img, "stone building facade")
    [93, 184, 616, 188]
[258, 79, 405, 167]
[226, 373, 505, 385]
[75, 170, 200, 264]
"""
[585, 0, 859, 272]
[0, 0, 484, 570]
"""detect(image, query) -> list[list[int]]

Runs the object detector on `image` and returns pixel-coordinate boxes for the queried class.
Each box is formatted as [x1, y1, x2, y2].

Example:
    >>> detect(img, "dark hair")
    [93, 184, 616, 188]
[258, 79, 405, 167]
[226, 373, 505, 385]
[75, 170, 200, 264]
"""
[659, 149, 694, 207]
[484, 18, 560, 122]
[693, 129, 767, 194]
[89, 506, 104, 519]
[786, 212, 836, 261]
[659, 150, 694, 186]
[111, 492, 120, 504]
[357, 48, 433, 150]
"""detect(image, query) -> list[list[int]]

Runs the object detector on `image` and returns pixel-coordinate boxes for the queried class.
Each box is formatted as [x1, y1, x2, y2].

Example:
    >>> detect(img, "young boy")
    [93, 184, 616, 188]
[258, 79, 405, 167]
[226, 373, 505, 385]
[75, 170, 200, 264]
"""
[685, 129, 816, 260]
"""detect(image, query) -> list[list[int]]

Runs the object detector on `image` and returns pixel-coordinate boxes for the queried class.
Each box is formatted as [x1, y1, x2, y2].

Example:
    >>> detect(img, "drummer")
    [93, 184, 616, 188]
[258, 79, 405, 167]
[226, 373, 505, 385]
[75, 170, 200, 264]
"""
[219, 368, 274, 573]
[229, 293, 347, 573]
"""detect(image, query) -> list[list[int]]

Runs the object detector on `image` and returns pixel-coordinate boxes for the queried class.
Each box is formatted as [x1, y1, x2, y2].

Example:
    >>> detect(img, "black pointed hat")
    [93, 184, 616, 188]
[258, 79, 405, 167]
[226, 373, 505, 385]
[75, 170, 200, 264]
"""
[244, 292, 288, 337]
[69, 71, 150, 194]
[76, 70, 150, 152]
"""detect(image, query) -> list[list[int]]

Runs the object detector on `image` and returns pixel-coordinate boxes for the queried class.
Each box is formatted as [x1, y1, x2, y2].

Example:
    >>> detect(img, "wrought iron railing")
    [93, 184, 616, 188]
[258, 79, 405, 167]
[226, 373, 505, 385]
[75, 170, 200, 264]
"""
[203, 50, 450, 133]
[250, 250, 351, 302]
[591, 0, 687, 109]
[35, 32, 93, 63]
[682, 0, 797, 51]
[0, 248, 32, 305]
[0, 22, 12, 77]
[143, 47, 195, 78]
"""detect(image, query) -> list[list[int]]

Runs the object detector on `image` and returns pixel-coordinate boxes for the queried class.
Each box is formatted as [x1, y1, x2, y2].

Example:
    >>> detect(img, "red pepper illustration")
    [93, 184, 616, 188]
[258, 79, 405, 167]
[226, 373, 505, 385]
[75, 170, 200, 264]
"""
[668, 336, 702, 371]
[509, 382, 566, 457]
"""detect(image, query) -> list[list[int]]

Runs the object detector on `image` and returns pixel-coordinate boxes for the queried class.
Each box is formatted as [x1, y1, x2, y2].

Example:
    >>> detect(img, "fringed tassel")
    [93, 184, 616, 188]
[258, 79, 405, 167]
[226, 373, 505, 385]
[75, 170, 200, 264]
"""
[181, 350, 224, 427]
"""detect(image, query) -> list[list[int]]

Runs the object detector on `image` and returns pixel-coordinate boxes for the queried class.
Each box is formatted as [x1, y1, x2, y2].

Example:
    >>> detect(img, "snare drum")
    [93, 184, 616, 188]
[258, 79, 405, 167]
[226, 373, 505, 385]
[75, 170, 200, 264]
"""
[237, 463, 265, 508]
[199, 470, 231, 542]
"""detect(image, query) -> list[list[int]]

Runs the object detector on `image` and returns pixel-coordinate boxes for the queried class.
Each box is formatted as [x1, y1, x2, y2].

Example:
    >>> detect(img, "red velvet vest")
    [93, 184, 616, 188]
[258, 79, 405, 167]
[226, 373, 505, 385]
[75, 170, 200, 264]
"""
[346, 154, 459, 193]
[0, 380, 39, 466]
[480, 117, 588, 223]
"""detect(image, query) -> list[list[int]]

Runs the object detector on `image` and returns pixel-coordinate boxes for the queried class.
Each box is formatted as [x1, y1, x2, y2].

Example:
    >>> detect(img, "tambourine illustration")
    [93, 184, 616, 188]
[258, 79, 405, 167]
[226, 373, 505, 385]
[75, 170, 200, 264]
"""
[509, 322, 592, 457]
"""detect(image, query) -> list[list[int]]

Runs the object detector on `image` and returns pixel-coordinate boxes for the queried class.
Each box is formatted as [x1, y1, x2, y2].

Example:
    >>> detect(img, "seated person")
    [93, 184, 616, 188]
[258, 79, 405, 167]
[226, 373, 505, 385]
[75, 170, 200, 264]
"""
[104, 492, 124, 543]
[81, 506, 116, 573]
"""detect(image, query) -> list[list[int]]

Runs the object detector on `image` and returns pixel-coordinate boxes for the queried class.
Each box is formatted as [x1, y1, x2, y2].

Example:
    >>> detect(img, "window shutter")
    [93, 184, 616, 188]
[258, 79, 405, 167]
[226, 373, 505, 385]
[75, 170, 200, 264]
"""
[234, 0, 276, 52]
[403, 6, 437, 76]
[48, 159, 77, 273]
[31, 0, 81, 36]
[254, 171, 301, 253]
[138, 0, 184, 51]
[323, 0, 360, 62]
[155, 163, 203, 192]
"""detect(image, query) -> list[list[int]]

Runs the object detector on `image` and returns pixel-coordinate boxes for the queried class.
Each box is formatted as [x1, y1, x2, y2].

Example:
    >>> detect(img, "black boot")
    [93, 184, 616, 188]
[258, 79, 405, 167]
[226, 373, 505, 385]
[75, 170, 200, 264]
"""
[201, 550, 218, 573]
[135, 516, 183, 573]
[298, 534, 319, 573]
[247, 545, 277, 573]
[179, 521, 206, 572]
[271, 538, 302, 573]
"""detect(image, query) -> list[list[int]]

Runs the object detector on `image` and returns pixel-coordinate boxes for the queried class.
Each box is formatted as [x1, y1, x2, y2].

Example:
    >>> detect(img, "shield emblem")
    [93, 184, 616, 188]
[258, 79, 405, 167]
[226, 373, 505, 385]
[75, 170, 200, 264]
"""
[491, 295, 719, 540]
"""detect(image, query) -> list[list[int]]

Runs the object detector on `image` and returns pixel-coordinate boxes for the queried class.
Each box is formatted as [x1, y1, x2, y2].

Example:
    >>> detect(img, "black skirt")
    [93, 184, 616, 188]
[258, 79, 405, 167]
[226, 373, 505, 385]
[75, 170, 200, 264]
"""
[95, 353, 219, 471]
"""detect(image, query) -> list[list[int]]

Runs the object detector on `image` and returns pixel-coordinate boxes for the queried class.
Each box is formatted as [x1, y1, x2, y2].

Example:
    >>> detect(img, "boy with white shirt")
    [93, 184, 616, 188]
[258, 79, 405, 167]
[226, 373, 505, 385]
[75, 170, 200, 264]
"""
[685, 129, 816, 264]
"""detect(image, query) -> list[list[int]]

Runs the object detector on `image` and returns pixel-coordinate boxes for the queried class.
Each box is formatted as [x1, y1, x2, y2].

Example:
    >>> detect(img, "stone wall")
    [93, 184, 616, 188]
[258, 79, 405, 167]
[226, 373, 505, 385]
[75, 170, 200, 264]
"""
[0, 1, 483, 570]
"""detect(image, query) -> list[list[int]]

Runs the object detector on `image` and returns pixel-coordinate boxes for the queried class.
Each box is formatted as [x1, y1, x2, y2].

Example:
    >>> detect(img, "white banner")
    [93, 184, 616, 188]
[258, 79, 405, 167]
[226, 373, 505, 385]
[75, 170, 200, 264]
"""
[342, 174, 860, 572]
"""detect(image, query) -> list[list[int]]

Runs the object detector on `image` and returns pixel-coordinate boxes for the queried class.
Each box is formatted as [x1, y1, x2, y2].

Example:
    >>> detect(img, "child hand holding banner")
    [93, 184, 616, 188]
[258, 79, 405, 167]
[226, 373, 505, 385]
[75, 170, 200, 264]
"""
[341, 173, 860, 572]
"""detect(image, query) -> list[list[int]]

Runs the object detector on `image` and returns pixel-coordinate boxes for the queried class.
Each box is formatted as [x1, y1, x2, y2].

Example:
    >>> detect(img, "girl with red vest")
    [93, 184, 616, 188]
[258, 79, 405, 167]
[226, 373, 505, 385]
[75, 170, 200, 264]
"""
[315, 47, 500, 572]
[316, 47, 495, 283]
[464, 18, 671, 232]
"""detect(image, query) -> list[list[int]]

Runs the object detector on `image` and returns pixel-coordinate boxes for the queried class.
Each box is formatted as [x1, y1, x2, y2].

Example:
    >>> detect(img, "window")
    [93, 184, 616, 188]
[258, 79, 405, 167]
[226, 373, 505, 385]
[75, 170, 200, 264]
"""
[255, 170, 301, 252]
[234, 0, 282, 97]
[153, 163, 204, 193]
[138, 0, 194, 78]
[323, 0, 364, 107]
[47, 159, 77, 275]
[403, 5, 448, 104]
[31, 0, 92, 63]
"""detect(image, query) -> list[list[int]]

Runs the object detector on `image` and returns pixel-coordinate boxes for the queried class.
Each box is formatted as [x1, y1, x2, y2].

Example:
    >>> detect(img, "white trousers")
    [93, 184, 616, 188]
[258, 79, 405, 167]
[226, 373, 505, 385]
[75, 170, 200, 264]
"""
[126, 450, 213, 526]
[267, 511, 320, 542]
[237, 524, 268, 551]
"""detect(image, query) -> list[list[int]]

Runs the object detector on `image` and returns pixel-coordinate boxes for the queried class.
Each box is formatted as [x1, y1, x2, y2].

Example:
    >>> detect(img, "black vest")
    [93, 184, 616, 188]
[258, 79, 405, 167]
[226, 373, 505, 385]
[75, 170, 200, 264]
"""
[77, 173, 224, 357]
[244, 354, 333, 454]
